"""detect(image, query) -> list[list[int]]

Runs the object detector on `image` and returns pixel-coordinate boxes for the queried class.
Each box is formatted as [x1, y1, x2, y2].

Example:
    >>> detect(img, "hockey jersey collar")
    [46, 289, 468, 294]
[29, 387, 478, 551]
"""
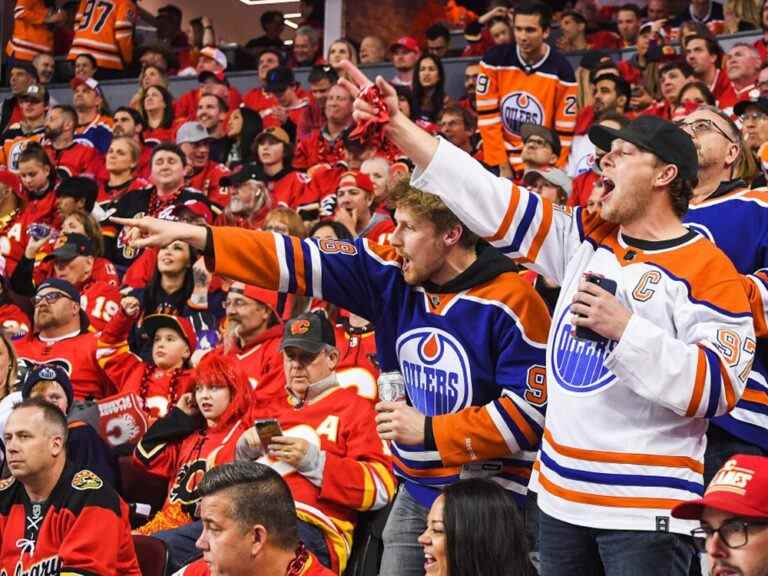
[421, 242, 517, 294]
[619, 228, 699, 252]
[516, 42, 551, 73]
[706, 178, 747, 201]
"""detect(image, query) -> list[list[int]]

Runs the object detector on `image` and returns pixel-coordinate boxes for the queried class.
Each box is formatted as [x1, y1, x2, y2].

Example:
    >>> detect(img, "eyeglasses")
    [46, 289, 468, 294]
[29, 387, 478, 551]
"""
[740, 111, 768, 122]
[524, 137, 552, 149]
[675, 118, 734, 142]
[690, 519, 768, 551]
[223, 297, 252, 310]
[33, 291, 72, 307]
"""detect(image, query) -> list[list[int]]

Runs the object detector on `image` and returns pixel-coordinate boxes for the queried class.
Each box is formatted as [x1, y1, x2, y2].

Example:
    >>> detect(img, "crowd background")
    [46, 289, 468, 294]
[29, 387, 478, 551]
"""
[1, 0, 768, 575]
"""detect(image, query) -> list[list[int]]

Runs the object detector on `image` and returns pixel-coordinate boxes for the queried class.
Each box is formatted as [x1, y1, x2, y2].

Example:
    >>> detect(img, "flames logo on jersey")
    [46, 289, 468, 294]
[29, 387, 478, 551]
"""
[501, 92, 544, 136]
[397, 328, 472, 415]
[549, 304, 618, 394]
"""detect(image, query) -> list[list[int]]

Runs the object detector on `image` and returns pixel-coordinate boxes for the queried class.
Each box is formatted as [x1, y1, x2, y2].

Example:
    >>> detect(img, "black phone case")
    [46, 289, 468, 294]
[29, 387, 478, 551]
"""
[574, 276, 618, 342]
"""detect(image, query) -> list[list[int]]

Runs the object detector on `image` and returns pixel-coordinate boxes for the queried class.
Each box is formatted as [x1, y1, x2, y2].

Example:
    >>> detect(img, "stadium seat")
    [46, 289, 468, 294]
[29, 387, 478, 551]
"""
[344, 503, 393, 576]
[132, 535, 168, 576]
[118, 455, 168, 525]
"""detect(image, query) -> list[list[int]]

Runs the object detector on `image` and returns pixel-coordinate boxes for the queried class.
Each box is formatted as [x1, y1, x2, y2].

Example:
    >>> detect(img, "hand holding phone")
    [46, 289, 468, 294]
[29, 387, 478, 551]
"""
[574, 274, 618, 342]
[254, 418, 283, 449]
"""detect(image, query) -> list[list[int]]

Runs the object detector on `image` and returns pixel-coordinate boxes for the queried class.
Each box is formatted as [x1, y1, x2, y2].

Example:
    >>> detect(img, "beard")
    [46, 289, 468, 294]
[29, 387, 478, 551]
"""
[221, 319, 241, 354]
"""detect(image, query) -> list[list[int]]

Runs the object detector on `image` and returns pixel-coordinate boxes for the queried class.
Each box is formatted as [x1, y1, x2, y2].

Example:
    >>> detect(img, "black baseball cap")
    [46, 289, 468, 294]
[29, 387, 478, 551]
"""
[521, 123, 562, 157]
[220, 163, 267, 187]
[55, 176, 98, 212]
[264, 66, 295, 94]
[734, 97, 768, 117]
[43, 233, 94, 262]
[23, 363, 74, 411]
[35, 278, 90, 331]
[588, 116, 699, 184]
[280, 312, 335, 354]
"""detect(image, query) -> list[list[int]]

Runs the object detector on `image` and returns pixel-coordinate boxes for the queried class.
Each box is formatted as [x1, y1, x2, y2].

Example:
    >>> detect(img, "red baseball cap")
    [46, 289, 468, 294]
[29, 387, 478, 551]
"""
[338, 170, 375, 195]
[228, 282, 279, 315]
[0, 170, 22, 199]
[142, 314, 198, 352]
[672, 455, 768, 520]
[70, 76, 103, 97]
[172, 199, 214, 224]
[390, 36, 420, 54]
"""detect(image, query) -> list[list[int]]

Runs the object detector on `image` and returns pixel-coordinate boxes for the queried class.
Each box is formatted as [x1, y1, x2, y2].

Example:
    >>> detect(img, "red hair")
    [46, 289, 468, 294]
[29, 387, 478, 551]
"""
[187, 352, 250, 429]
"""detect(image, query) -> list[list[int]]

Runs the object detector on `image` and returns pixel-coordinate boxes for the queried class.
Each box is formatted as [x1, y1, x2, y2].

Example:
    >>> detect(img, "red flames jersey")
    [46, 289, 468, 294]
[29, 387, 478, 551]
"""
[334, 323, 379, 407]
[222, 324, 286, 404]
[43, 140, 103, 179]
[0, 304, 31, 341]
[133, 409, 244, 534]
[0, 210, 28, 276]
[188, 161, 231, 208]
[294, 129, 345, 172]
[14, 332, 116, 400]
[0, 467, 141, 575]
[252, 386, 396, 573]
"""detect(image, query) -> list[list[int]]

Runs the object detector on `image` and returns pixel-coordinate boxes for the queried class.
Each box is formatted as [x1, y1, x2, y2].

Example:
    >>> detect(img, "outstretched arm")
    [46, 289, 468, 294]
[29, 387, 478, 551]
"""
[339, 60, 439, 171]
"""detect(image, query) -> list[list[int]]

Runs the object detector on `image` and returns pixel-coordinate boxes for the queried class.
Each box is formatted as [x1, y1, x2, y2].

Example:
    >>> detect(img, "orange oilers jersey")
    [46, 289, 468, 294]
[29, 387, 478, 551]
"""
[68, 0, 136, 70]
[5, 0, 54, 61]
[477, 43, 577, 169]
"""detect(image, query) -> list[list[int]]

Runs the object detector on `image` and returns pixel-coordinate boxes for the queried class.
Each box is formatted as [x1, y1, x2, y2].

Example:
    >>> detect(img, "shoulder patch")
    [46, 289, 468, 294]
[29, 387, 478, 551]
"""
[71, 470, 103, 491]
[0, 476, 15, 491]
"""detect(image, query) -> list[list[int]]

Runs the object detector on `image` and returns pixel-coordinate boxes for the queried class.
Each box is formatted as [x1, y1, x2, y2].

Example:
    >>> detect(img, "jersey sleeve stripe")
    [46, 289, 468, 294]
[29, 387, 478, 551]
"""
[686, 347, 708, 417]
[491, 398, 539, 448]
[485, 184, 520, 242]
[368, 461, 397, 498]
[526, 200, 554, 263]
[544, 428, 704, 473]
[273, 232, 290, 293]
[539, 449, 703, 493]
[704, 346, 723, 418]
[357, 462, 375, 510]
[289, 236, 307, 294]
[486, 402, 526, 453]
[508, 192, 540, 253]
[281, 234, 298, 293]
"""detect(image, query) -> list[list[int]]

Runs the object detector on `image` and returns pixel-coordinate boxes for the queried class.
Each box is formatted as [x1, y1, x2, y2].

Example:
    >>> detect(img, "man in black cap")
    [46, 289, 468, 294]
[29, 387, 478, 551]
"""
[263, 66, 309, 132]
[336, 61, 756, 575]
[14, 279, 116, 401]
[520, 122, 562, 176]
[0, 85, 49, 171]
[0, 62, 37, 134]
[237, 311, 395, 572]
[736, 97, 768, 157]
[55, 176, 98, 219]
[218, 164, 271, 228]
[12, 232, 121, 332]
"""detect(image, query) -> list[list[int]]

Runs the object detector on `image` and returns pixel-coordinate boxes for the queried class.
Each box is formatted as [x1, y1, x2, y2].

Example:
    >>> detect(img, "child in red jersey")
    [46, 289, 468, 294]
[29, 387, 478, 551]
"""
[98, 298, 196, 421]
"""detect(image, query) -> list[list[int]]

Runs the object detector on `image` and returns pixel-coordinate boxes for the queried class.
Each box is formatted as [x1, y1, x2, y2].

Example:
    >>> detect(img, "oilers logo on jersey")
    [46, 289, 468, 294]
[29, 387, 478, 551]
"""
[550, 305, 618, 394]
[397, 327, 473, 415]
[501, 92, 544, 136]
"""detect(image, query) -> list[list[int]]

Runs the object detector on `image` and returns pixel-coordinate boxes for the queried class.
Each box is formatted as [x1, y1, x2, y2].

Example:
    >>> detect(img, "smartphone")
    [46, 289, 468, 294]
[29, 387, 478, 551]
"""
[574, 274, 618, 342]
[254, 418, 283, 448]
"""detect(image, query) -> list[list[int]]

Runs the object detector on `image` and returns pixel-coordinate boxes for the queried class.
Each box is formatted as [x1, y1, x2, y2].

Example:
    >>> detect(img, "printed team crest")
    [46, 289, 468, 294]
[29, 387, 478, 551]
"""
[396, 327, 473, 414]
[290, 319, 311, 335]
[549, 304, 617, 394]
[0, 476, 15, 491]
[71, 469, 103, 491]
[501, 91, 544, 136]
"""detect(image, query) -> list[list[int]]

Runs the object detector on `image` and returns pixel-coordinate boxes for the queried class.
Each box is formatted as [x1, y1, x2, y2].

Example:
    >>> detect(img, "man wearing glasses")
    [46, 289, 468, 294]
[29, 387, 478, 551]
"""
[676, 106, 768, 485]
[672, 454, 768, 576]
[736, 98, 768, 158]
[14, 279, 115, 401]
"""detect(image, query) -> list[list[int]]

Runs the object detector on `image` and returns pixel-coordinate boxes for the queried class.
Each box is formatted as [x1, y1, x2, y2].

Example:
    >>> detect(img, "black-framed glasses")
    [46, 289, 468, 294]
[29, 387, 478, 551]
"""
[690, 519, 768, 551]
[675, 118, 734, 143]
[33, 291, 73, 307]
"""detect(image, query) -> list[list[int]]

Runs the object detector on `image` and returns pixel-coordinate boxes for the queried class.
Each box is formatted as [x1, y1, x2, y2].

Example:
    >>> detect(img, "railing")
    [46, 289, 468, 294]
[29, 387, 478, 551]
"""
[0, 30, 763, 108]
